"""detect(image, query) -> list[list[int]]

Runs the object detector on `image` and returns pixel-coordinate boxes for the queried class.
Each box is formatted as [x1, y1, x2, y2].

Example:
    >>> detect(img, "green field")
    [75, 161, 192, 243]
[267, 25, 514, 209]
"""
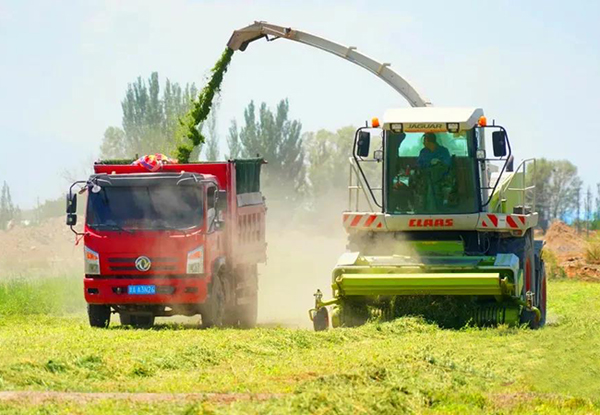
[0, 277, 599, 414]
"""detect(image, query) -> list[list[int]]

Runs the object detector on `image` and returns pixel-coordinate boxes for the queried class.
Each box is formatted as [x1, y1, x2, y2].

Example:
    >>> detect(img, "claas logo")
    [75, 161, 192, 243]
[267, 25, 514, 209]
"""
[409, 218, 454, 228]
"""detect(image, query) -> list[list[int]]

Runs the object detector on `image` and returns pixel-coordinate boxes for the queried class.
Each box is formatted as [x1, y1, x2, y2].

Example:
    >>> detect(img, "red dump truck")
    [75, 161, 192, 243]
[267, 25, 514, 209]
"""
[66, 159, 266, 328]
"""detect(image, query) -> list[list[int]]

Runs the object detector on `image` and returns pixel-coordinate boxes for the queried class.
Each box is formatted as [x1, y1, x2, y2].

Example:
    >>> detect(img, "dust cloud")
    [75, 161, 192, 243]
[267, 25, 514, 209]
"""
[254, 193, 349, 328]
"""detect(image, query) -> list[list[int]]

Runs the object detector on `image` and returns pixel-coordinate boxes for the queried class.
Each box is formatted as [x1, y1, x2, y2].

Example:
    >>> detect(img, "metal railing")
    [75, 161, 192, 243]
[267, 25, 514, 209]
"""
[348, 157, 382, 212]
[495, 158, 536, 214]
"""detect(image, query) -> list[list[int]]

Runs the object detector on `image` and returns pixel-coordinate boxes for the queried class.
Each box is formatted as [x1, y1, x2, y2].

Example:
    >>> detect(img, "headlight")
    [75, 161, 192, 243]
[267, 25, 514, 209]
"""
[186, 246, 204, 274]
[84, 246, 100, 275]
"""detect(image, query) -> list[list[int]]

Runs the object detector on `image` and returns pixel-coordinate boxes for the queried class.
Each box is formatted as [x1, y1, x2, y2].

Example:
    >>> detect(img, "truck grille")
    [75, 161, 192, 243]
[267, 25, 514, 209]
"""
[90, 274, 201, 279]
[107, 257, 179, 272]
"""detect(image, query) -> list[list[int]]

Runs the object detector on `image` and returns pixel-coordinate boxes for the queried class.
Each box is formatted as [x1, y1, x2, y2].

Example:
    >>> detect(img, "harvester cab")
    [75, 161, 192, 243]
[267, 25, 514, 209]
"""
[311, 108, 546, 331]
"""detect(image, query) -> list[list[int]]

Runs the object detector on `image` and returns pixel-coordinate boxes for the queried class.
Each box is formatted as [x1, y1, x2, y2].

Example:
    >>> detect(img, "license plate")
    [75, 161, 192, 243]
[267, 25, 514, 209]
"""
[128, 285, 156, 295]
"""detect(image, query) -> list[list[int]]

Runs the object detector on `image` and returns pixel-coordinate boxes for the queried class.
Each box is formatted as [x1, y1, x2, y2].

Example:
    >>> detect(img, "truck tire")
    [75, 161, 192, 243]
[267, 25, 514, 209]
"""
[131, 314, 155, 329]
[88, 304, 111, 328]
[119, 312, 131, 326]
[201, 275, 225, 328]
[120, 313, 155, 329]
[238, 293, 258, 329]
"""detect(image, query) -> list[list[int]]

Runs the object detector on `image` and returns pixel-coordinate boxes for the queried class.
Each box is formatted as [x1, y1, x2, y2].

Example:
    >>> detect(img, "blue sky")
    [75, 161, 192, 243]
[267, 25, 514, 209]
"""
[1, 0, 599, 208]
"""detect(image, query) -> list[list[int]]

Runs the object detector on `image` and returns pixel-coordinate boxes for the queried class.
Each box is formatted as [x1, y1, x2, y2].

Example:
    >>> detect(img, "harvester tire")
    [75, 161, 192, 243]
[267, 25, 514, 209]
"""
[536, 262, 547, 327]
[313, 307, 329, 331]
[88, 305, 111, 328]
[201, 275, 225, 328]
[520, 308, 540, 329]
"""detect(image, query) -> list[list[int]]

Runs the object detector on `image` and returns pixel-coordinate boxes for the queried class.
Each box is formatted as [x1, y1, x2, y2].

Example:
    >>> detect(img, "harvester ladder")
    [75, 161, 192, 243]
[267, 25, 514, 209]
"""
[348, 157, 381, 212]
[495, 158, 536, 214]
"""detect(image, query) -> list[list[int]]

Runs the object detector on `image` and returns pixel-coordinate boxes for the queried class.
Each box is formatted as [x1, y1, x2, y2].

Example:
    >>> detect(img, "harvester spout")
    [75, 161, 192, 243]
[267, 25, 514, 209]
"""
[227, 21, 432, 107]
[227, 21, 272, 51]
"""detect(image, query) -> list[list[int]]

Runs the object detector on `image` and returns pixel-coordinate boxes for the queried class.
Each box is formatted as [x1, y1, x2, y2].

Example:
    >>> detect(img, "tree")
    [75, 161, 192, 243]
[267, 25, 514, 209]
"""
[226, 120, 242, 159]
[99, 72, 198, 159]
[534, 159, 582, 223]
[203, 100, 220, 161]
[305, 126, 355, 196]
[596, 183, 600, 221]
[229, 99, 305, 198]
[585, 186, 593, 236]
[99, 127, 127, 159]
[0, 181, 16, 230]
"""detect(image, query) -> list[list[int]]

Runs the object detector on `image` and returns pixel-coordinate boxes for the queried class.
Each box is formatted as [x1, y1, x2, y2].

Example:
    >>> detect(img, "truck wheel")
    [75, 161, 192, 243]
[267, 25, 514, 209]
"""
[119, 312, 132, 326]
[130, 314, 155, 329]
[238, 293, 258, 329]
[313, 307, 329, 331]
[88, 304, 111, 328]
[201, 276, 225, 328]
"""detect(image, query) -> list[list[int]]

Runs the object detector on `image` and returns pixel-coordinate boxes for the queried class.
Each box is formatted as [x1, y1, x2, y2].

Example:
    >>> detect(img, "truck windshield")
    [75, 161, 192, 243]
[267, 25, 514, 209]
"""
[385, 129, 479, 214]
[87, 185, 203, 231]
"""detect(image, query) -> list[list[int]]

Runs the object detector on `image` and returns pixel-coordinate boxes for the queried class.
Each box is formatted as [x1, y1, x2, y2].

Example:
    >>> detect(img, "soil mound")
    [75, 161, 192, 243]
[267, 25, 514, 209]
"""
[544, 221, 585, 256]
[0, 217, 82, 276]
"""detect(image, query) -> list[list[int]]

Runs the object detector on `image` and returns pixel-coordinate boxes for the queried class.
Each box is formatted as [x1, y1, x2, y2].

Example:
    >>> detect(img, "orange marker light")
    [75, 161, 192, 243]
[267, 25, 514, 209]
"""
[478, 116, 487, 127]
[86, 252, 98, 261]
[372, 117, 380, 128]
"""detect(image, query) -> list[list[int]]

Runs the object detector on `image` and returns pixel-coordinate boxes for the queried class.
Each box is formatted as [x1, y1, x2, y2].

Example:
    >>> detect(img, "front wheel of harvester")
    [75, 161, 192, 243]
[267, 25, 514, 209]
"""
[201, 275, 225, 329]
[88, 304, 111, 328]
[313, 307, 329, 331]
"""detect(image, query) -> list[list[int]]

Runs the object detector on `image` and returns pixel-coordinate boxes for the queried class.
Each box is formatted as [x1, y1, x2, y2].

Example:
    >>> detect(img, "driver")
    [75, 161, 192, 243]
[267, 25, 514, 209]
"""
[417, 132, 451, 168]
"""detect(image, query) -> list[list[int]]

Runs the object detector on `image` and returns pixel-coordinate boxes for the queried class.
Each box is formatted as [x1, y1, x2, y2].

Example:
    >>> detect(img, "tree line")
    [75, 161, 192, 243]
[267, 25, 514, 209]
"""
[2, 72, 591, 231]
[97, 72, 597, 228]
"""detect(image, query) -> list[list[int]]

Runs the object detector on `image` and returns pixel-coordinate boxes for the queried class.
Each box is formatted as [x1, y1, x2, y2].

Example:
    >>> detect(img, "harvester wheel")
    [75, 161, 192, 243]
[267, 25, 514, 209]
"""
[88, 304, 111, 328]
[537, 262, 547, 327]
[201, 275, 225, 328]
[313, 307, 329, 331]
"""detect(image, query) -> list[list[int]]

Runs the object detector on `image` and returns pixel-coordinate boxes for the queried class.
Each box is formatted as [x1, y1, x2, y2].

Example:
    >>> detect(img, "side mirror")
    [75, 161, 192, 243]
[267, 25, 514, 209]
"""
[66, 192, 77, 214]
[216, 190, 228, 212]
[492, 130, 507, 157]
[356, 131, 371, 157]
[66, 213, 77, 226]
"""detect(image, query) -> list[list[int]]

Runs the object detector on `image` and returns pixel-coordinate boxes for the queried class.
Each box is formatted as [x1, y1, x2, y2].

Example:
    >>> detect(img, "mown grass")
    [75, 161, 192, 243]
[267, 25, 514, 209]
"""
[0, 279, 599, 413]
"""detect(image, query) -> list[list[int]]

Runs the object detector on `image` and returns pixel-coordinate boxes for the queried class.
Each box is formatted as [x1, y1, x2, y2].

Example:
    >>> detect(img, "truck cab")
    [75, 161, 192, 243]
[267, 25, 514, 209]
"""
[67, 159, 266, 328]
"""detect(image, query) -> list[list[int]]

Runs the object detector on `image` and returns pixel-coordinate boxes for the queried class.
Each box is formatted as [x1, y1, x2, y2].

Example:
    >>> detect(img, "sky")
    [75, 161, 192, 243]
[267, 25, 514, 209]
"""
[1, 0, 599, 208]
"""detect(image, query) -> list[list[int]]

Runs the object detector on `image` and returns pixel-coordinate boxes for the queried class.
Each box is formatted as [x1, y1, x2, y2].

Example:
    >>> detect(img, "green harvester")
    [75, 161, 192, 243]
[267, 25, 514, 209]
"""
[310, 108, 546, 330]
